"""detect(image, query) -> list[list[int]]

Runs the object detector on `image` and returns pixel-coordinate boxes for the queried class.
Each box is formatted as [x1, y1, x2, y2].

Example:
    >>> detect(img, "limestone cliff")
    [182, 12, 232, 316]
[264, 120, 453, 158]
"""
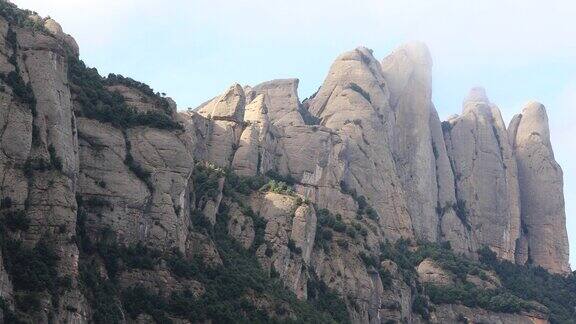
[0, 1, 573, 324]
[509, 102, 570, 273]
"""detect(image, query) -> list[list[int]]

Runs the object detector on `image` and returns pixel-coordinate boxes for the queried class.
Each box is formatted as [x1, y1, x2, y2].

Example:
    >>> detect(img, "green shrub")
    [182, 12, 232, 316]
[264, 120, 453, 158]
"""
[339, 180, 380, 219]
[192, 163, 223, 206]
[122, 285, 172, 323]
[0, 2, 45, 30]
[365, 207, 379, 220]
[48, 144, 63, 170]
[317, 208, 347, 234]
[106, 73, 171, 113]
[249, 211, 267, 252]
[167, 253, 201, 279]
[2, 210, 30, 231]
[425, 283, 530, 314]
[260, 179, 294, 195]
[298, 104, 321, 125]
[265, 170, 296, 186]
[14, 293, 41, 312]
[454, 199, 471, 230]
[22, 157, 55, 176]
[478, 246, 576, 323]
[223, 171, 266, 195]
[0, 296, 25, 323]
[307, 272, 350, 324]
[0, 71, 36, 114]
[346, 226, 357, 238]
[1, 238, 62, 309]
[321, 228, 333, 241]
[336, 239, 349, 249]
[0, 197, 12, 209]
[360, 252, 378, 269]
[287, 239, 302, 254]
[346, 83, 371, 103]
[80, 264, 123, 323]
[412, 294, 430, 319]
[68, 57, 182, 131]
[82, 196, 111, 209]
[379, 268, 393, 289]
[124, 143, 153, 191]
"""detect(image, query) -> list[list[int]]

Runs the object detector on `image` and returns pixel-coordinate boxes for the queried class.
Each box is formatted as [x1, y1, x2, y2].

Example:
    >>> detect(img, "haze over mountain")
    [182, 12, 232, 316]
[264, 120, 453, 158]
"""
[0, 1, 574, 323]
[12, 0, 576, 270]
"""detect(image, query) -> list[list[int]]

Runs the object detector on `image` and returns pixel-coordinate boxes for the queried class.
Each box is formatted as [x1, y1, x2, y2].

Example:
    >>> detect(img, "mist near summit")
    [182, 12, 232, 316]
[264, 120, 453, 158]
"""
[14, 0, 576, 267]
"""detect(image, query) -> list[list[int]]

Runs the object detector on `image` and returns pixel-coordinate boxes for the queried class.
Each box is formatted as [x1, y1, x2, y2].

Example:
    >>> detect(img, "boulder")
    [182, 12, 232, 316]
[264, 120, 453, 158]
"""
[416, 258, 453, 285]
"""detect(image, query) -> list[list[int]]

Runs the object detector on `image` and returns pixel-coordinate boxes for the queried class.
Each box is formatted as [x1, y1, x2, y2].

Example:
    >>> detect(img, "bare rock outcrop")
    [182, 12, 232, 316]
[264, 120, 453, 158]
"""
[43, 18, 79, 56]
[509, 102, 570, 273]
[250, 192, 315, 300]
[0, 14, 88, 321]
[416, 258, 453, 285]
[0, 3, 570, 320]
[231, 94, 282, 176]
[307, 46, 413, 241]
[77, 107, 194, 253]
[251, 78, 305, 127]
[443, 88, 521, 261]
[197, 83, 245, 123]
[194, 84, 246, 167]
[381, 42, 440, 242]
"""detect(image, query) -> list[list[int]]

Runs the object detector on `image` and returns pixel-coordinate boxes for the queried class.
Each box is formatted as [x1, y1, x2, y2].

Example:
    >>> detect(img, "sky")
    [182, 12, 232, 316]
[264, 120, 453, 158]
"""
[12, 0, 576, 266]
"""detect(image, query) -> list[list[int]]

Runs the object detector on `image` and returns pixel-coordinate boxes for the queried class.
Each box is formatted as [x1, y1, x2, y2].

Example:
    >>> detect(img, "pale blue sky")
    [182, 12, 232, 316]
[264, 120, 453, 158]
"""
[14, 0, 576, 267]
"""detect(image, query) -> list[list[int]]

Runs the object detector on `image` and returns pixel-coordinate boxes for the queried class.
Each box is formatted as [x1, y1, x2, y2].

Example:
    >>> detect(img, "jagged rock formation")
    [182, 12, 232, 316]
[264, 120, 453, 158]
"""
[381, 42, 440, 243]
[509, 102, 571, 273]
[0, 2, 572, 323]
[442, 87, 521, 261]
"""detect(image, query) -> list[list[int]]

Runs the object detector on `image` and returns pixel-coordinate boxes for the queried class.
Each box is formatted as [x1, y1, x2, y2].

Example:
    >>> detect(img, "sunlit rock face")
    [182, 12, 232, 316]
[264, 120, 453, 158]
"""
[509, 102, 570, 274]
[381, 41, 441, 243]
[0, 2, 569, 322]
[442, 87, 521, 261]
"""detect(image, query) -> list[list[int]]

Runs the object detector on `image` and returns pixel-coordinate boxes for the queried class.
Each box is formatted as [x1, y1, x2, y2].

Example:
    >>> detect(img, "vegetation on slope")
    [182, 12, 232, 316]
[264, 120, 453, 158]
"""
[478, 247, 576, 324]
[0, 1, 45, 30]
[73, 163, 348, 323]
[67, 56, 182, 131]
[0, 202, 68, 321]
[377, 240, 576, 323]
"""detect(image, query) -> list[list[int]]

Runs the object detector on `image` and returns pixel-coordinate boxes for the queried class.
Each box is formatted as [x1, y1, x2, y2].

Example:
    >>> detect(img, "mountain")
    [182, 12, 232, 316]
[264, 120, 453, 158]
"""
[0, 1, 574, 323]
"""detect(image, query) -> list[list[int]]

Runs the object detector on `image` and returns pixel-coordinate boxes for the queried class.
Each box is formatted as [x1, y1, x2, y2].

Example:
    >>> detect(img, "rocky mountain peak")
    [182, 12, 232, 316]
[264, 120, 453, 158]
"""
[510, 101, 570, 274]
[197, 83, 246, 122]
[251, 78, 303, 126]
[515, 101, 551, 145]
[0, 2, 572, 322]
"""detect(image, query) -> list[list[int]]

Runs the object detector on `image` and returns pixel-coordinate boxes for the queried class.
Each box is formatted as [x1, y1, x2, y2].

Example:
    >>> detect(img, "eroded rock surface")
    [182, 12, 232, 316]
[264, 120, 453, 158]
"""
[443, 87, 521, 261]
[509, 102, 570, 273]
[0, 5, 569, 323]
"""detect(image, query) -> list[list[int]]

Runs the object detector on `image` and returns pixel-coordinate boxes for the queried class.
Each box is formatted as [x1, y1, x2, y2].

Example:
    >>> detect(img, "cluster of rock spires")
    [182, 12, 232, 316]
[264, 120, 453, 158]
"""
[0, 2, 571, 323]
[193, 43, 569, 274]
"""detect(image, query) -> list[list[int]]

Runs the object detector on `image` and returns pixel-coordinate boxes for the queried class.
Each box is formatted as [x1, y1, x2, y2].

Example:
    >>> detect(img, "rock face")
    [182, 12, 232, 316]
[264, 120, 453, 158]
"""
[509, 102, 570, 273]
[306, 46, 413, 241]
[443, 87, 521, 261]
[381, 42, 440, 242]
[251, 79, 304, 127]
[0, 3, 571, 323]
